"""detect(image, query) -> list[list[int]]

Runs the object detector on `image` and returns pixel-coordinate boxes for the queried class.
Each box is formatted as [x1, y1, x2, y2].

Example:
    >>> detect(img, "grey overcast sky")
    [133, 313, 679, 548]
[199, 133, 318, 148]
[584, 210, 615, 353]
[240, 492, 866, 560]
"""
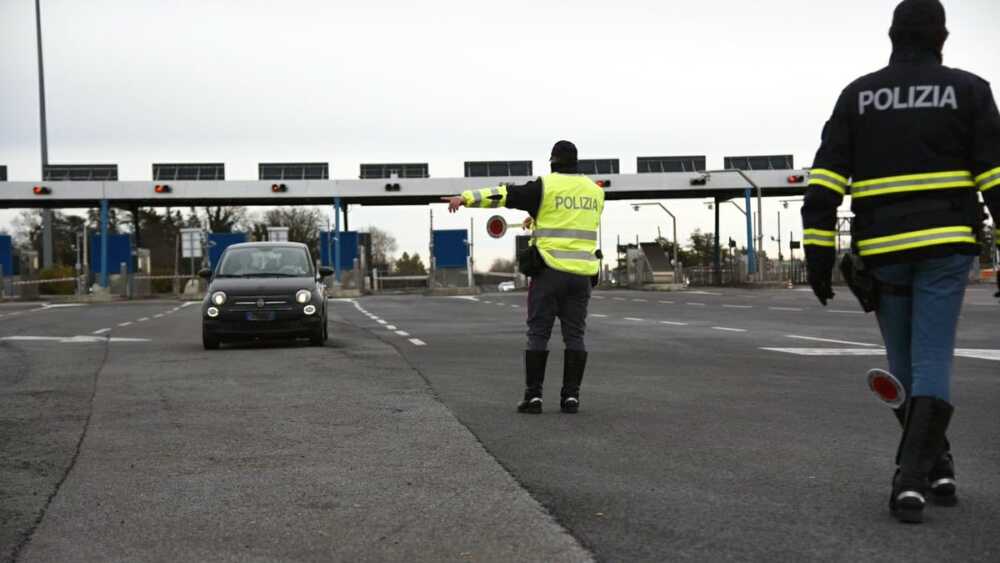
[2, 0, 999, 266]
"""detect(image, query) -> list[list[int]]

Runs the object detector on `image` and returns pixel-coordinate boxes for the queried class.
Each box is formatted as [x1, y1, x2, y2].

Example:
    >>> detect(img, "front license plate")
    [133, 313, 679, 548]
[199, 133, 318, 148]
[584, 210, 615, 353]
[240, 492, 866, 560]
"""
[245, 311, 276, 321]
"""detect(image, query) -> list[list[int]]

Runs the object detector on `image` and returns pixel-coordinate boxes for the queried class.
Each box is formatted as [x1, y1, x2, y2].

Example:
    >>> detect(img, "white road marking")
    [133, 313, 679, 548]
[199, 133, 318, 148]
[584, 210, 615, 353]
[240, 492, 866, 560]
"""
[713, 327, 747, 333]
[592, 296, 605, 300]
[590, 314, 608, 318]
[659, 321, 689, 326]
[118, 321, 132, 327]
[181, 301, 198, 308]
[92, 328, 111, 334]
[955, 349, 1000, 361]
[409, 338, 427, 346]
[769, 307, 804, 312]
[497, 303, 505, 306]
[511, 304, 520, 308]
[451, 296, 480, 302]
[828, 309, 865, 315]
[687, 290, 723, 296]
[483, 301, 494, 304]
[659, 300, 675, 304]
[613, 297, 626, 301]
[138, 317, 150, 322]
[723, 305, 753, 309]
[763, 347, 885, 356]
[395, 330, 410, 337]
[0, 335, 150, 343]
[624, 317, 645, 322]
[41, 303, 86, 309]
[386, 325, 397, 330]
[687, 303, 706, 307]
[786, 335, 880, 347]
[154, 314, 164, 319]
[377, 320, 387, 325]
[632, 299, 648, 302]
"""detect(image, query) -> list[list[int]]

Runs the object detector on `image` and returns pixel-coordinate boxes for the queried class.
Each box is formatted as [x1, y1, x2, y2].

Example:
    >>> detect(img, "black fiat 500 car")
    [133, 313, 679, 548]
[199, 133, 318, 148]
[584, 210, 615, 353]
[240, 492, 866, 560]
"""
[200, 242, 333, 349]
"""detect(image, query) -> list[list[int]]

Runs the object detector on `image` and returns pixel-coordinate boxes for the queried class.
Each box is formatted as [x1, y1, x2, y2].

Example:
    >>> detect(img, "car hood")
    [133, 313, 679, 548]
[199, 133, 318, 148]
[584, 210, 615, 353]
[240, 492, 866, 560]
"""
[208, 277, 316, 296]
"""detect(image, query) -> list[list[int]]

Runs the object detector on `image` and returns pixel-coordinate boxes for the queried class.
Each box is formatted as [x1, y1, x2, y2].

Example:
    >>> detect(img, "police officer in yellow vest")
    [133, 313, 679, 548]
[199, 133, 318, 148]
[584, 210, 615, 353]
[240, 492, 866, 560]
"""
[443, 140, 605, 414]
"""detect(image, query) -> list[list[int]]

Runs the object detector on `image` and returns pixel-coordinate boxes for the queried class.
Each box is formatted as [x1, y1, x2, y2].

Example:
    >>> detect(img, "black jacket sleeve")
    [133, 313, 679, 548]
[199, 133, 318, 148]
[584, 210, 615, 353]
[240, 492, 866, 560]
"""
[503, 178, 544, 217]
[971, 80, 1000, 230]
[802, 89, 853, 266]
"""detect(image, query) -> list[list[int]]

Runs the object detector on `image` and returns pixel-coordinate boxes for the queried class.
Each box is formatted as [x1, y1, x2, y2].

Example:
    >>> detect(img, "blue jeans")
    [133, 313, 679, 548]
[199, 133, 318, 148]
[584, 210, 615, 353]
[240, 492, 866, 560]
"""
[873, 254, 973, 402]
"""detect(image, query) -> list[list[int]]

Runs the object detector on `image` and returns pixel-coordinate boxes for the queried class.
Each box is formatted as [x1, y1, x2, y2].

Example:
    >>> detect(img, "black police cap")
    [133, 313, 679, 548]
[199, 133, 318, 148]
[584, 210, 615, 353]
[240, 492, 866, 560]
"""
[892, 0, 946, 32]
[549, 140, 578, 164]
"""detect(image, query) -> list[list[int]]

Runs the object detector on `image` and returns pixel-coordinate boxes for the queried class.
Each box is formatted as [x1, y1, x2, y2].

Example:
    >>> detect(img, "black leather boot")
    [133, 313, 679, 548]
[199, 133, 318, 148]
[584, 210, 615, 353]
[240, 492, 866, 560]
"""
[893, 406, 956, 506]
[890, 397, 953, 524]
[517, 350, 548, 414]
[560, 350, 588, 414]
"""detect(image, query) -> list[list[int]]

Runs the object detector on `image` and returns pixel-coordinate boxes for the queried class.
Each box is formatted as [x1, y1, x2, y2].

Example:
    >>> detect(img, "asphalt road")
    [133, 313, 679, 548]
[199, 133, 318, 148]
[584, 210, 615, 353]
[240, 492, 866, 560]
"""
[1, 288, 998, 562]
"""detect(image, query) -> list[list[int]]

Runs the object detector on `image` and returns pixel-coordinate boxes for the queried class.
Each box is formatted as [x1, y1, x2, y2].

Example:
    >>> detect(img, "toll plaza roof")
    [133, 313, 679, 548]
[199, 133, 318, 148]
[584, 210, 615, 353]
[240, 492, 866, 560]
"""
[0, 169, 808, 209]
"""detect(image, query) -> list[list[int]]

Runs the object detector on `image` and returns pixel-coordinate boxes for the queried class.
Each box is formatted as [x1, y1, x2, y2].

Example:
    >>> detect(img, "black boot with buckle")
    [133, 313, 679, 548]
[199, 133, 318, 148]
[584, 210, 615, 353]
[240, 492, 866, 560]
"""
[893, 405, 957, 506]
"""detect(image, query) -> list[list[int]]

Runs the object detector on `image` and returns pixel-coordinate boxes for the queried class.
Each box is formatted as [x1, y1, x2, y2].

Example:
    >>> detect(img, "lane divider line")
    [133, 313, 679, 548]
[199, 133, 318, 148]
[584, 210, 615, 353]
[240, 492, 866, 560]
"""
[118, 321, 132, 327]
[92, 328, 111, 335]
[590, 314, 608, 318]
[660, 321, 689, 326]
[138, 317, 149, 322]
[659, 300, 674, 304]
[723, 305, 753, 309]
[786, 334, 880, 347]
[713, 327, 747, 332]
[409, 338, 427, 346]
[769, 307, 804, 312]
[386, 325, 397, 330]
[395, 330, 410, 337]
[625, 317, 645, 322]
[687, 303, 706, 307]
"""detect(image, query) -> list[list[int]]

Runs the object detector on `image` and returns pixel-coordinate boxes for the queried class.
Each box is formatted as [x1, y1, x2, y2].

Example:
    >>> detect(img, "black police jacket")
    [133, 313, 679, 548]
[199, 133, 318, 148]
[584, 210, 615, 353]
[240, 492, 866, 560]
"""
[802, 47, 1000, 268]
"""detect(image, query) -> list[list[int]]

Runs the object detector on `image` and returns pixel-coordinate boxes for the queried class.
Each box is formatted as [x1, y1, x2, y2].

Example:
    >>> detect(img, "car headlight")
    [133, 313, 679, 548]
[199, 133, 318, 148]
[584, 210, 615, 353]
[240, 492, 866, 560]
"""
[295, 289, 312, 304]
[211, 291, 227, 306]
[303, 305, 317, 315]
[206, 307, 220, 318]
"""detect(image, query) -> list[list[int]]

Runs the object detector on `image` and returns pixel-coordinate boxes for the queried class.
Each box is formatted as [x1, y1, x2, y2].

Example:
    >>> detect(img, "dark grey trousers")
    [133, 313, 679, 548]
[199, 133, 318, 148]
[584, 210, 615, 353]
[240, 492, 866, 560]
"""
[526, 267, 591, 352]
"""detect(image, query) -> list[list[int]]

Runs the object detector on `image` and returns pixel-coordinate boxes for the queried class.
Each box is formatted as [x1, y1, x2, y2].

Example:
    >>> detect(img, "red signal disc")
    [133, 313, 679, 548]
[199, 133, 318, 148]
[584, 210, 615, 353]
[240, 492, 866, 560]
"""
[486, 215, 507, 239]
[866, 369, 905, 408]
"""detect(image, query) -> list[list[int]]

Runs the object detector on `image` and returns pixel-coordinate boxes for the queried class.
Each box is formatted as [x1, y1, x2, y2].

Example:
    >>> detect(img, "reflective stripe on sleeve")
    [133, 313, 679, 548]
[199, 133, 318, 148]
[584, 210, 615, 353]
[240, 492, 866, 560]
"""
[975, 167, 1000, 192]
[546, 249, 598, 262]
[532, 229, 598, 241]
[851, 171, 974, 199]
[471, 190, 484, 205]
[808, 169, 849, 195]
[803, 228, 836, 247]
[857, 226, 976, 256]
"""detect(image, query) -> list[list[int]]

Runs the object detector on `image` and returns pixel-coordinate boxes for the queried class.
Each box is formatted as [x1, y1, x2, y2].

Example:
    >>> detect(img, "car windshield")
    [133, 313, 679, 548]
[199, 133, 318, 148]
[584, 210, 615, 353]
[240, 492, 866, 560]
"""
[217, 247, 313, 277]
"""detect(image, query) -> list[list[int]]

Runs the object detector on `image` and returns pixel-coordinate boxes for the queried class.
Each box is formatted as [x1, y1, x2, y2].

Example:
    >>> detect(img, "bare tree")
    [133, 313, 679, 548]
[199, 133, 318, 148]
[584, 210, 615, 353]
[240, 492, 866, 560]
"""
[251, 207, 324, 255]
[367, 226, 398, 273]
[196, 206, 247, 233]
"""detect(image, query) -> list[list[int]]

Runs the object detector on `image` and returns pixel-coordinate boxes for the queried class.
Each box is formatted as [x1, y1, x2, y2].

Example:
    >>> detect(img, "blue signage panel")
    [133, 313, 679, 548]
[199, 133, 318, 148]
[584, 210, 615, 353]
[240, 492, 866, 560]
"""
[432, 229, 469, 269]
[89, 234, 134, 274]
[0, 235, 12, 276]
[320, 231, 359, 269]
[208, 232, 249, 268]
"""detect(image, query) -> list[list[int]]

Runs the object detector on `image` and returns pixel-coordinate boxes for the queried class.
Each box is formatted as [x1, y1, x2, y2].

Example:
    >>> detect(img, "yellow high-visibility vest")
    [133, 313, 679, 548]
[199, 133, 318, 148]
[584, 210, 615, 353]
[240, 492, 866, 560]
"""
[532, 173, 604, 276]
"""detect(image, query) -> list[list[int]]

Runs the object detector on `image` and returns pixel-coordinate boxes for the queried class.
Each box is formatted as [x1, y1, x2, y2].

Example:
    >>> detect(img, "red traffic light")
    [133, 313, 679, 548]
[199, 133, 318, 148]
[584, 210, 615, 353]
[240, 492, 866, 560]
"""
[787, 175, 805, 184]
[33, 185, 51, 195]
[154, 184, 172, 194]
[486, 215, 508, 239]
[271, 183, 288, 193]
[596, 179, 611, 188]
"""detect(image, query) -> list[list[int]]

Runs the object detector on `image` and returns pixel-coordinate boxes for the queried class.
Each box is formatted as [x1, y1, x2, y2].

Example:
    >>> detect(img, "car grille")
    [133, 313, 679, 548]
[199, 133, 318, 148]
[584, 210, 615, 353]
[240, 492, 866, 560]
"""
[228, 295, 294, 311]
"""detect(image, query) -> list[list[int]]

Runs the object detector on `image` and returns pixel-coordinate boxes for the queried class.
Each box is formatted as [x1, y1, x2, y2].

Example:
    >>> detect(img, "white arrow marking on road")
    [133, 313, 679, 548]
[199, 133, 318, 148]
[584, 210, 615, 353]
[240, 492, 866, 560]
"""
[0, 335, 150, 343]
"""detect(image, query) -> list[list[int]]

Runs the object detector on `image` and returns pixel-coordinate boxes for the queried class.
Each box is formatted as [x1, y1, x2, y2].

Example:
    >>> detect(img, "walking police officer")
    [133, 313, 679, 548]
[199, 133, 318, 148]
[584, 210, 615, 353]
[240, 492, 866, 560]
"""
[802, 0, 1000, 523]
[443, 140, 605, 414]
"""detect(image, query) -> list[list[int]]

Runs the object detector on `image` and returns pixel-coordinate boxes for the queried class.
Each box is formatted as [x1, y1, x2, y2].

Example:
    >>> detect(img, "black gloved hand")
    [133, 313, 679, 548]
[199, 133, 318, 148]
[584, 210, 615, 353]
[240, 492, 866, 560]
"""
[805, 248, 835, 306]
[995, 272, 999, 299]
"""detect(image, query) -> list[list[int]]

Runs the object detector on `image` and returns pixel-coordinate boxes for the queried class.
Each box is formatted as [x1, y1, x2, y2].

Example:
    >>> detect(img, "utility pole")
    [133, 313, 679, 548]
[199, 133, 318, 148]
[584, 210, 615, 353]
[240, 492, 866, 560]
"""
[35, 0, 54, 269]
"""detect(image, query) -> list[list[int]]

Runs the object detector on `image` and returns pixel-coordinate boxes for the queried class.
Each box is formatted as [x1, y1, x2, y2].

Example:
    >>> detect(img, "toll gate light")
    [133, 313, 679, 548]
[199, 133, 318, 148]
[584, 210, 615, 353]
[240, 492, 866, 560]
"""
[33, 185, 51, 195]
[384, 183, 401, 192]
[596, 179, 611, 188]
[787, 175, 805, 184]
[690, 175, 709, 186]
[271, 183, 288, 193]
[154, 184, 172, 194]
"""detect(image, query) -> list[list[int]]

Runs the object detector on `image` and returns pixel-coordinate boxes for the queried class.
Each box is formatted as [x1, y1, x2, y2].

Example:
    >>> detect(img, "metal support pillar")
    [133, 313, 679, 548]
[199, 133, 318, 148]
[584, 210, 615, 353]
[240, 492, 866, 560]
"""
[100, 199, 109, 288]
[333, 197, 342, 283]
[713, 197, 722, 285]
[131, 204, 142, 273]
[343, 204, 349, 231]
[744, 188, 757, 275]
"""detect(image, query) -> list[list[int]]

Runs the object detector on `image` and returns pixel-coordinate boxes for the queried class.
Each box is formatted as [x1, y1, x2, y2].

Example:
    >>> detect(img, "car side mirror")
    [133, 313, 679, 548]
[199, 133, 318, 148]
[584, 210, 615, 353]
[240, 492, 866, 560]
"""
[318, 266, 334, 278]
[197, 268, 213, 279]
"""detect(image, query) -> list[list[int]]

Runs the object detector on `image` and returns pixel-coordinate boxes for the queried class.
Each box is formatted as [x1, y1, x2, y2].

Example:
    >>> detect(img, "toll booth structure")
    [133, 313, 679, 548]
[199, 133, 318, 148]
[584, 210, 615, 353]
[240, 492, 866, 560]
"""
[320, 231, 372, 289]
[431, 229, 471, 288]
[207, 233, 250, 269]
